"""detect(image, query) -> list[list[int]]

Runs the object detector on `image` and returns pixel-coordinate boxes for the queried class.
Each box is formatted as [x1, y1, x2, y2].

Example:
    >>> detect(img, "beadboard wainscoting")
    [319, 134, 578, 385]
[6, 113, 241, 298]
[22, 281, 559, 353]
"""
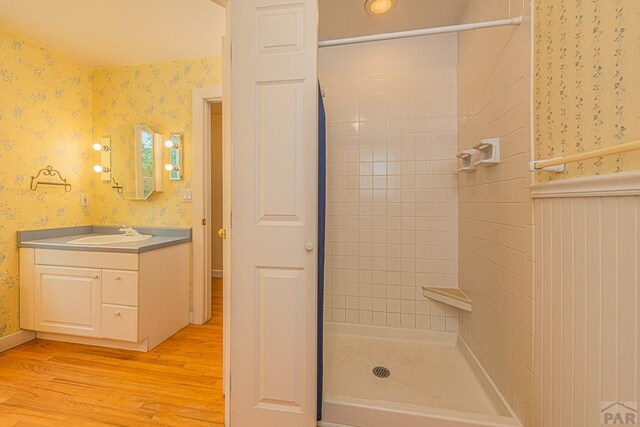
[532, 172, 640, 427]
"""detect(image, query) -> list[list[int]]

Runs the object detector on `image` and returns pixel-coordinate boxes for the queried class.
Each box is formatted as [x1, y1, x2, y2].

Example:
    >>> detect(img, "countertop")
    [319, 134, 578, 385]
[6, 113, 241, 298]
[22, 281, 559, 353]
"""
[17, 226, 192, 254]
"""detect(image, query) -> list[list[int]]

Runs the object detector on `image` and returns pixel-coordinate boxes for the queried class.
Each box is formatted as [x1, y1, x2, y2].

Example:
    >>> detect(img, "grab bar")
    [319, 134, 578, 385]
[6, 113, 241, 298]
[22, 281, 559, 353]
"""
[530, 140, 640, 172]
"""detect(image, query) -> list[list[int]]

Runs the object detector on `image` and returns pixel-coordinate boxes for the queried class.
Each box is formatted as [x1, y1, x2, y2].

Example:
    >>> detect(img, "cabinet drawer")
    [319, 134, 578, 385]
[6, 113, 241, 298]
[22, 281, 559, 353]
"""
[101, 304, 138, 342]
[35, 249, 138, 270]
[102, 270, 138, 306]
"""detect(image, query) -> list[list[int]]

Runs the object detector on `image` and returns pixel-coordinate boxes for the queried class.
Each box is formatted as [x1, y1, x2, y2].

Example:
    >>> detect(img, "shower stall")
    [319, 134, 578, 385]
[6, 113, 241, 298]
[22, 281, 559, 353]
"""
[317, 2, 532, 426]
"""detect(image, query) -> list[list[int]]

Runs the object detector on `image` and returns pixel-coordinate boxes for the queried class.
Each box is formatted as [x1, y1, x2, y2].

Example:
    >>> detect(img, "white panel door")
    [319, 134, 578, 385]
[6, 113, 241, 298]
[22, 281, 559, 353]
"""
[229, 0, 318, 426]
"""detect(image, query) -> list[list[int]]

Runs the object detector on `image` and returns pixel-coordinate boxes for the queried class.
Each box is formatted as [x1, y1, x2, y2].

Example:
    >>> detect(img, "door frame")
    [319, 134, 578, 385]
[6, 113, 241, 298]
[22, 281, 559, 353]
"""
[192, 86, 223, 326]
[192, 85, 232, 418]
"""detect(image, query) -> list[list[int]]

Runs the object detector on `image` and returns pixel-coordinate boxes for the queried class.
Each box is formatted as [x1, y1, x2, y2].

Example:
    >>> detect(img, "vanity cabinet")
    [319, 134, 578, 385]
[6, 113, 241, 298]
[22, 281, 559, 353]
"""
[20, 243, 190, 352]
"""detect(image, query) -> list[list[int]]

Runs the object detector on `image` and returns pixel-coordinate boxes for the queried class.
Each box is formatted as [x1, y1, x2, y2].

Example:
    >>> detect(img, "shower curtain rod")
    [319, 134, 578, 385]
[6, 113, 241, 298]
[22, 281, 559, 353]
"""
[318, 16, 523, 48]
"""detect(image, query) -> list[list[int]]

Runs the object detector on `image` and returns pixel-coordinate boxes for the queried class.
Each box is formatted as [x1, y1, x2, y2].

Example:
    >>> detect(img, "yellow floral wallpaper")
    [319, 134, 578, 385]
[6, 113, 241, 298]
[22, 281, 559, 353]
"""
[91, 57, 221, 225]
[0, 27, 94, 336]
[534, 0, 640, 181]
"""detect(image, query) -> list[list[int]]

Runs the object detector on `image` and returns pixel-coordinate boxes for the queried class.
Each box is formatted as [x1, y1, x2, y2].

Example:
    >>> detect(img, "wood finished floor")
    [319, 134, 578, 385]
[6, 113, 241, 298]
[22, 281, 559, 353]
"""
[0, 279, 224, 426]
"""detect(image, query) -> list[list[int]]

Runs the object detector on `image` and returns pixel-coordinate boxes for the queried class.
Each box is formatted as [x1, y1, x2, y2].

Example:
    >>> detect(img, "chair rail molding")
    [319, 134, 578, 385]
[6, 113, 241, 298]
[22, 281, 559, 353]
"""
[530, 171, 640, 199]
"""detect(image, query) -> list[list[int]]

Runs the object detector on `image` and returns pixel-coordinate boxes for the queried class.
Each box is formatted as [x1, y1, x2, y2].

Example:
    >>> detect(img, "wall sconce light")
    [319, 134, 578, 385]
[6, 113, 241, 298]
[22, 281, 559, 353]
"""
[93, 137, 111, 181]
[93, 165, 111, 173]
[92, 142, 111, 152]
[164, 133, 182, 180]
[164, 140, 179, 150]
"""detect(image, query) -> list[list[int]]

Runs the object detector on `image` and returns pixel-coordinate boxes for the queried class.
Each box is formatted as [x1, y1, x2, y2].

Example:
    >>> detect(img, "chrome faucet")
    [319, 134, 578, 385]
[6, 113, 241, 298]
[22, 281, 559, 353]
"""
[119, 225, 141, 236]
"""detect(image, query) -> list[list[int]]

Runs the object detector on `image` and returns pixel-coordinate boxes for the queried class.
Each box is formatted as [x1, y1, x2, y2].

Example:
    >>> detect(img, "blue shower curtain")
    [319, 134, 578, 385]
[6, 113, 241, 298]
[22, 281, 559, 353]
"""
[317, 84, 326, 421]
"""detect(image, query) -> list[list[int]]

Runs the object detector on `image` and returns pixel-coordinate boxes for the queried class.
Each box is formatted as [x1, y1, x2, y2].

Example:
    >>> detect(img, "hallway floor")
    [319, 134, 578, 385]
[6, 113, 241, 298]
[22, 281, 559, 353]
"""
[0, 279, 224, 426]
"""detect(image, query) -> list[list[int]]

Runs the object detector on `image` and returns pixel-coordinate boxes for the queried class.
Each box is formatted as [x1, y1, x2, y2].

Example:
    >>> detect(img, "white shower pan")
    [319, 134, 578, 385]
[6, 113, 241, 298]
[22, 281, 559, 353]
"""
[320, 323, 522, 427]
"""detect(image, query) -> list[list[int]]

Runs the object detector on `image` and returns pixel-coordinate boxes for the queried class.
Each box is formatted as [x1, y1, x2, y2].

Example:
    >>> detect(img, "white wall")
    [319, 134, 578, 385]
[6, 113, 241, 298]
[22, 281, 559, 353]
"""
[319, 35, 460, 331]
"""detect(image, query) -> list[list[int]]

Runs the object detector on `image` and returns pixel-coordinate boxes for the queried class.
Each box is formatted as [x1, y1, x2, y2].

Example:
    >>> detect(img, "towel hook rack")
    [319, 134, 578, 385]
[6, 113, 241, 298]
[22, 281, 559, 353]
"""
[111, 177, 124, 195]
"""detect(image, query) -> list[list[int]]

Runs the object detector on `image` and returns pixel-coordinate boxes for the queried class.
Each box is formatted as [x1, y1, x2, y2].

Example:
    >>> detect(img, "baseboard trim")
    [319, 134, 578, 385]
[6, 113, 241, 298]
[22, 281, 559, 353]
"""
[211, 269, 223, 278]
[530, 171, 640, 198]
[0, 330, 36, 353]
[36, 332, 149, 352]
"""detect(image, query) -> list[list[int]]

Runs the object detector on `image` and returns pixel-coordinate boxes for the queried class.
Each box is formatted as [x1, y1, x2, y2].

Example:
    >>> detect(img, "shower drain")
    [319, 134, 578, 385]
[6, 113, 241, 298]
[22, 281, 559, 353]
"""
[372, 366, 390, 378]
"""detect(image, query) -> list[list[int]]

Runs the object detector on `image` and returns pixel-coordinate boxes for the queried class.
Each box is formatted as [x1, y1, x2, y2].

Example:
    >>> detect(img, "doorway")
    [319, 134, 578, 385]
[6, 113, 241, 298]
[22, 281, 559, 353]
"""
[208, 100, 226, 409]
[191, 86, 230, 421]
[209, 100, 224, 396]
[191, 88, 224, 325]
[210, 102, 224, 280]
[193, 1, 318, 424]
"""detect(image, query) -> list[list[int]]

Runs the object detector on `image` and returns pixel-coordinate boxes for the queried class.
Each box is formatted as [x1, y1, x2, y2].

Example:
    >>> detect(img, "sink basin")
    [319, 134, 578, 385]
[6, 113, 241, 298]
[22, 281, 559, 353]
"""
[68, 234, 152, 245]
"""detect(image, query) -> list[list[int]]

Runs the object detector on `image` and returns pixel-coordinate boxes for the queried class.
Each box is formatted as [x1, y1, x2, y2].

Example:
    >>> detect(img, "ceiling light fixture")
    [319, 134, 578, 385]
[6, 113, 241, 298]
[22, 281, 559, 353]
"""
[365, 0, 396, 16]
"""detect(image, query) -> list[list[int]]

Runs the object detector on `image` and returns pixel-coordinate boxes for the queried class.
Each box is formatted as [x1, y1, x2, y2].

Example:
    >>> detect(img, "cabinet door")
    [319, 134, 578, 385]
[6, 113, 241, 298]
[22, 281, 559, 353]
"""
[34, 266, 101, 337]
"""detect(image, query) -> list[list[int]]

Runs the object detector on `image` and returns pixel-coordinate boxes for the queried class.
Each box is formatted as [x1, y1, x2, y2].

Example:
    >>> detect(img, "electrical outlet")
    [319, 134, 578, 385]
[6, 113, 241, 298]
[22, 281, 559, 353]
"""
[80, 194, 89, 207]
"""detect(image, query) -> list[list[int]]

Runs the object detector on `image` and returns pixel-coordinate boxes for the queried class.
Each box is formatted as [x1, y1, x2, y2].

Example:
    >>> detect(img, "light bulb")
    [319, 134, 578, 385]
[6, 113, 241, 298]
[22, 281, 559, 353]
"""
[165, 164, 174, 171]
[366, 0, 395, 15]
[93, 165, 104, 173]
[165, 140, 178, 149]
[92, 143, 103, 151]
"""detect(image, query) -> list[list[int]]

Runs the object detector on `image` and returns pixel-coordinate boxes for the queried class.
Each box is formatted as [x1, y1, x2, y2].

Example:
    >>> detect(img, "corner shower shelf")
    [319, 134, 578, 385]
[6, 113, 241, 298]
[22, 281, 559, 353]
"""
[422, 287, 472, 312]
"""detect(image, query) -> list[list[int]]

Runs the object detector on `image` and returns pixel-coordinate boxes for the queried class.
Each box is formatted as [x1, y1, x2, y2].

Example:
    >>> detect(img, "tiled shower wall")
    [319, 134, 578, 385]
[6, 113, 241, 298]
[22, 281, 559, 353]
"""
[457, 0, 534, 425]
[319, 35, 459, 331]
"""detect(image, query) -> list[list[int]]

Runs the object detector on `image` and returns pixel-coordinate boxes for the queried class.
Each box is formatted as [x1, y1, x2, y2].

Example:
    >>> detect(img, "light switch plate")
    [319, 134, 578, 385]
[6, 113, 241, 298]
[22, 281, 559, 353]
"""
[182, 189, 193, 202]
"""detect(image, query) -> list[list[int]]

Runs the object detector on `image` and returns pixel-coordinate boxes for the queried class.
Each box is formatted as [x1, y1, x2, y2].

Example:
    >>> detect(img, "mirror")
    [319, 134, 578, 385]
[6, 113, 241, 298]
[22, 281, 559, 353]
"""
[110, 123, 157, 200]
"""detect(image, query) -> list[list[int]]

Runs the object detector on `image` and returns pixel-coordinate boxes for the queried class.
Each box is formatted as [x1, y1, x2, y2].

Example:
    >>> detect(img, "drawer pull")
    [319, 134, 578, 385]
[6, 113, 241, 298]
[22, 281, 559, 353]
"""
[114, 276, 122, 281]
[114, 311, 122, 316]
[93, 276, 99, 280]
